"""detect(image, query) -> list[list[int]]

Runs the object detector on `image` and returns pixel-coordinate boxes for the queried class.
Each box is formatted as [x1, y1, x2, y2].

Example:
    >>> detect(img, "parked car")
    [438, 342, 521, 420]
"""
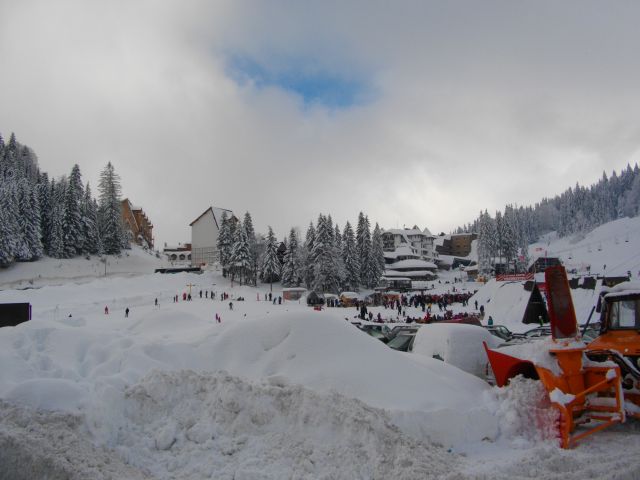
[358, 324, 391, 343]
[519, 326, 552, 339]
[387, 325, 422, 341]
[483, 325, 514, 341]
[387, 332, 417, 352]
[412, 323, 502, 379]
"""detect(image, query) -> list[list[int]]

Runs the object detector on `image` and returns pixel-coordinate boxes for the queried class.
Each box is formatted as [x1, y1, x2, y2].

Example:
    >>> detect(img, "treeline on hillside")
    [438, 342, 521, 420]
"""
[0, 132, 127, 267]
[461, 165, 640, 275]
[216, 211, 385, 293]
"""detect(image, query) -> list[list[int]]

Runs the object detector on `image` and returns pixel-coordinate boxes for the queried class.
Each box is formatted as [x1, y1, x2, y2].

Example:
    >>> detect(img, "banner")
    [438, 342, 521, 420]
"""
[496, 273, 534, 282]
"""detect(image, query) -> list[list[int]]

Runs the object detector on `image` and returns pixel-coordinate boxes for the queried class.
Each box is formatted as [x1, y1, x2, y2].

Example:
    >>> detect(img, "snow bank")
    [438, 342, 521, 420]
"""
[0, 279, 499, 448]
[96, 370, 461, 479]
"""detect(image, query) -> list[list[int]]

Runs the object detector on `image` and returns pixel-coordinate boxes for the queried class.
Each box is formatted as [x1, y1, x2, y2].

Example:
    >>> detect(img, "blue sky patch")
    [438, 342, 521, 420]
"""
[227, 54, 372, 109]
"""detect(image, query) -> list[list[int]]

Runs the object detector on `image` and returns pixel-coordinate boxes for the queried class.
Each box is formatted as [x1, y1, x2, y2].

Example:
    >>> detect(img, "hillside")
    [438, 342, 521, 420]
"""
[0, 246, 165, 290]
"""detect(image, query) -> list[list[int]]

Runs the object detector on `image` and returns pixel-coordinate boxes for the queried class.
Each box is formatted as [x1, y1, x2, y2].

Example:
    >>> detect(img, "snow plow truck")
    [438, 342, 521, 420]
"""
[484, 265, 640, 448]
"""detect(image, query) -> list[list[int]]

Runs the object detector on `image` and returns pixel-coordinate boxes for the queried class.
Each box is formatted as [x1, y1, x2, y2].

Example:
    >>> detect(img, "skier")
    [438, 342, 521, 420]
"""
[487, 315, 493, 326]
[104, 306, 109, 315]
[229, 302, 233, 311]
[125, 307, 130, 318]
[154, 298, 158, 307]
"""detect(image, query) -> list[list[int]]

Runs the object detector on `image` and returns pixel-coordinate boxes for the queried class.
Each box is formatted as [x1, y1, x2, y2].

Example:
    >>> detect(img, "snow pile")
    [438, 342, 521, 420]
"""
[412, 323, 501, 378]
[0, 288, 499, 448]
[489, 376, 559, 447]
[549, 388, 575, 406]
[0, 400, 147, 480]
[94, 370, 461, 480]
[494, 338, 563, 375]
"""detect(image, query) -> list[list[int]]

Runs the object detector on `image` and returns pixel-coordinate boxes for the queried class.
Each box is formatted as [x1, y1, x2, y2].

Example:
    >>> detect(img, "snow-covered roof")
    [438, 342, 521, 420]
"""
[190, 206, 235, 227]
[382, 275, 412, 281]
[388, 259, 437, 270]
[340, 291, 360, 298]
[384, 245, 417, 258]
[602, 281, 640, 299]
[383, 228, 434, 239]
[385, 270, 437, 278]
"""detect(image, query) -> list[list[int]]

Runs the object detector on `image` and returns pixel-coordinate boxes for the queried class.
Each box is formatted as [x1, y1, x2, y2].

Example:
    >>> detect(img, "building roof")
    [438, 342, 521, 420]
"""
[189, 206, 235, 228]
[384, 245, 418, 259]
[387, 259, 438, 270]
[383, 227, 435, 239]
[385, 270, 437, 278]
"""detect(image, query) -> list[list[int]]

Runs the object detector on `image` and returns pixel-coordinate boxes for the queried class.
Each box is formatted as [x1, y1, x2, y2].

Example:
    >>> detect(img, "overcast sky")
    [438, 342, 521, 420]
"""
[1, 1, 639, 246]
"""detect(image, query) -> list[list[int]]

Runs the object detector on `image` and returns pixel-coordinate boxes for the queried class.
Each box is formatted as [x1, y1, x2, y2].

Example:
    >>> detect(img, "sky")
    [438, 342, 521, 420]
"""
[1, 0, 640, 247]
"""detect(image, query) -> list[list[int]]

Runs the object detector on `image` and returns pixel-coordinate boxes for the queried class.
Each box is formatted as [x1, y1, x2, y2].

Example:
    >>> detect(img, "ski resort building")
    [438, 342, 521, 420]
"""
[381, 227, 436, 262]
[162, 243, 192, 264]
[435, 233, 477, 257]
[121, 199, 154, 249]
[189, 206, 235, 267]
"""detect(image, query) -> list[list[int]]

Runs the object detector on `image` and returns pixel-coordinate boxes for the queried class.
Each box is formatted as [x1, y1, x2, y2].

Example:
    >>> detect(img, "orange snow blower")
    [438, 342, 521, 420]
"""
[484, 265, 640, 448]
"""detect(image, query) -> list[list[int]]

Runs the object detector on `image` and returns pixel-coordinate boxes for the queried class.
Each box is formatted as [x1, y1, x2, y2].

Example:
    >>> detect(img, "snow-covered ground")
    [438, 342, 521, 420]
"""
[0, 238, 639, 479]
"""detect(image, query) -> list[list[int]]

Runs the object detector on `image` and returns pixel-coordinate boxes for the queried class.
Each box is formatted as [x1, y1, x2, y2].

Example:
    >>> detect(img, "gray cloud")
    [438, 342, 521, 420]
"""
[1, 0, 639, 245]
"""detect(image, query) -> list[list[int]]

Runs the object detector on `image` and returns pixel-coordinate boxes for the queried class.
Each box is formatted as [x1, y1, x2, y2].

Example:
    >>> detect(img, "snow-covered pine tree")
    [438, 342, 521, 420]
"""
[216, 211, 233, 276]
[477, 210, 494, 276]
[260, 226, 280, 290]
[501, 206, 518, 272]
[82, 183, 101, 254]
[48, 202, 65, 259]
[97, 162, 124, 255]
[311, 214, 341, 294]
[0, 183, 18, 266]
[6, 181, 30, 261]
[302, 222, 316, 289]
[243, 212, 258, 285]
[230, 224, 252, 285]
[367, 223, 385, 287]
[281, 228, 301, 287]
[62, 164, 85, 257]
[16, 178, 43, 260]
[341, 221, 360, 291]
[356, 212, 372, 286]
[36, 173, 51, 253]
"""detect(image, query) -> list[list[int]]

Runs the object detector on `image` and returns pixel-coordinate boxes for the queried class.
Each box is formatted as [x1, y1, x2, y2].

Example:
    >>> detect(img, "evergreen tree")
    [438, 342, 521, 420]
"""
[301, 222, 316, 289]
[341, 221, 360, 291]
[477, 210, 494, 276]
[36, 173, 51, 253]
[356, 212, 371, 285]
[311, 214, 341, 293]
[216, 211, 233, 276]
[82, 183, 101, 254]
[281, 228, 301, 287]
[0, 184, 17, 265]
[260, 226, 280, 289]
[366, 223, 385, 287]
[16, 178, 43, 260]
[48, 202, 65, 259]
[243, 212, 258, 285]
[6, 181, 30, 261]
[97, 162, 124, 255]
[62, 164, 84, 257]
[230, 224, 252, 285]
